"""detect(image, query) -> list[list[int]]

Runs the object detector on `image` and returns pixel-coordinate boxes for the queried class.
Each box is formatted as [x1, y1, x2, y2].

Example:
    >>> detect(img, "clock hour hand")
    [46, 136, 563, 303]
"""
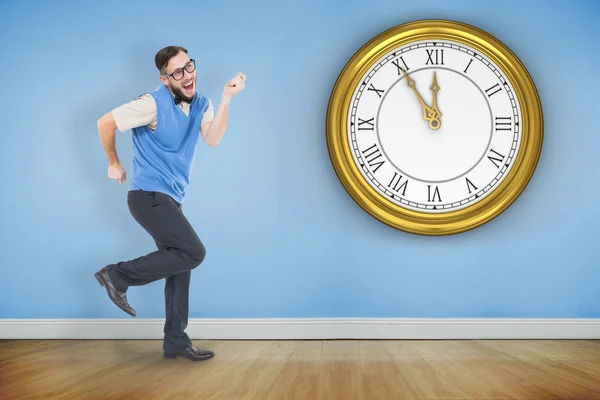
[430, 71, 442, 118]
[429, 71, 442, 129]
[401, 68, 441, 130]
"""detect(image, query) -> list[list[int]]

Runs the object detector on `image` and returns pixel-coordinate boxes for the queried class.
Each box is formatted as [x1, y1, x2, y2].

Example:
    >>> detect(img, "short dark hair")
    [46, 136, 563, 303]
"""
[155, 45, 188, 74]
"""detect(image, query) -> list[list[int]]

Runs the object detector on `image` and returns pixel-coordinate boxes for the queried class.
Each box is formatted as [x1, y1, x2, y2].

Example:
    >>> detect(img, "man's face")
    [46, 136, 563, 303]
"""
[160, 51, 197, 100]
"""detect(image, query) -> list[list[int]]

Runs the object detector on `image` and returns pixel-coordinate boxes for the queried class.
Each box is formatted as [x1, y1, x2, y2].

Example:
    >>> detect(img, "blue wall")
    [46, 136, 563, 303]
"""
[1, 0, 598, 319]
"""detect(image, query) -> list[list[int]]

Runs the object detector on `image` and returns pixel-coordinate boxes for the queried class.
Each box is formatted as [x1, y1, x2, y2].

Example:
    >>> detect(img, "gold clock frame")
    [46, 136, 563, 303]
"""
[326, 19, 544, 236]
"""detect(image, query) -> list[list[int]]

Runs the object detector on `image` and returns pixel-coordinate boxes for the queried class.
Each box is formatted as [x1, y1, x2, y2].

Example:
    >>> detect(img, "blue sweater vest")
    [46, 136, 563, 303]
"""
[129, 84, 210, 203]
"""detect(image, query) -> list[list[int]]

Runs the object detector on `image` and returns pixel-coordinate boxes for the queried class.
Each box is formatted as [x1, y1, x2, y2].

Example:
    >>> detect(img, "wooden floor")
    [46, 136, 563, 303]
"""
[1, 339, 600, 399]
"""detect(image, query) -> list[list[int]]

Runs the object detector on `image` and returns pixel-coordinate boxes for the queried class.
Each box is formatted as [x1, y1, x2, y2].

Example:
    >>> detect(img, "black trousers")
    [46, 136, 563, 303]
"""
[106, 189, 206, 352]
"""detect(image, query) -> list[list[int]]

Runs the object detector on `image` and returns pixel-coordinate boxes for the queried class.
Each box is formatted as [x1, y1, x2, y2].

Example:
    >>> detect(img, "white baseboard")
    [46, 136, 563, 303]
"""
[1, 318, 599, 340]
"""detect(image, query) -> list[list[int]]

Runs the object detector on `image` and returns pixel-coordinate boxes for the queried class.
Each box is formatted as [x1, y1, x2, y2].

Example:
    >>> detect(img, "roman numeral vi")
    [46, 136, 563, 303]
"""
[427, 185, 442, 202]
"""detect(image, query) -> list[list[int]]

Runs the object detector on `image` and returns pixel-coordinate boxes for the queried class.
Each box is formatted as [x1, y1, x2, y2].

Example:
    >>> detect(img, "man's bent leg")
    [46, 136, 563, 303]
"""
[105, 190, 206, 292]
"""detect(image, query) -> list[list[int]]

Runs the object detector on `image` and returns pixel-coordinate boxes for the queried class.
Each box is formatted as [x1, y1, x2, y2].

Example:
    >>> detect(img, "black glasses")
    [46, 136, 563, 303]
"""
[164, 59, 196, 81]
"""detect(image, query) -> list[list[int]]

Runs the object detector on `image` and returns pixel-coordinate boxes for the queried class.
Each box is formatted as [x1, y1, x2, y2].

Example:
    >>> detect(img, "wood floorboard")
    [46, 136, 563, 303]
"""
[1, 339, 599, 399]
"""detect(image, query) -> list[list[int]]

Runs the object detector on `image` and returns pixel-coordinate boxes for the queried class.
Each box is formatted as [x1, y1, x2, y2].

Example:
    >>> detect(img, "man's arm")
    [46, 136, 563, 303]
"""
[97, 94, 156, 184]
[201, 96, 230, 147]
[98, 111, 120, 166]
[201, 72, 246, 147]
[97, 111, 127, 183]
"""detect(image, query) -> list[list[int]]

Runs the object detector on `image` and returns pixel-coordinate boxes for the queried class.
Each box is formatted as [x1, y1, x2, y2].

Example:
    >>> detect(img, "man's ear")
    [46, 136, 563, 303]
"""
[158, 75, 168, 85]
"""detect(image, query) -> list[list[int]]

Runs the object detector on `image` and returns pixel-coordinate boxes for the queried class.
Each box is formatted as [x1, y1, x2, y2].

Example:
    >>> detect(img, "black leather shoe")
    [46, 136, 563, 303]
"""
[94, 267, 136, 317]
[163, 347, 215, 361]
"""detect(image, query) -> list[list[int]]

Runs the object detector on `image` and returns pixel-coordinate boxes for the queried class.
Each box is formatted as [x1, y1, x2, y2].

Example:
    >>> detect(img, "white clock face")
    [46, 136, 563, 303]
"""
[349, 39, 522, 213]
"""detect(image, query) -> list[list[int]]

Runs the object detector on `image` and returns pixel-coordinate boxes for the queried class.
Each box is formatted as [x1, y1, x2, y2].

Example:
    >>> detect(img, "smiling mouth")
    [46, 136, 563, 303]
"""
[183, 81, 193, 91]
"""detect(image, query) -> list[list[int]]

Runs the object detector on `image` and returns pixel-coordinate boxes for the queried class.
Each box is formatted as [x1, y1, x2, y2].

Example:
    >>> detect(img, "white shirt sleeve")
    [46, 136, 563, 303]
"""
[111, 94, 157, 132]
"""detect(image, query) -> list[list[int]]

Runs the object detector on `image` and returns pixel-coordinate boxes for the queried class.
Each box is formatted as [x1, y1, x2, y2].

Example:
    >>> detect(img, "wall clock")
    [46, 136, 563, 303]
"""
[326, 19, 543, 235]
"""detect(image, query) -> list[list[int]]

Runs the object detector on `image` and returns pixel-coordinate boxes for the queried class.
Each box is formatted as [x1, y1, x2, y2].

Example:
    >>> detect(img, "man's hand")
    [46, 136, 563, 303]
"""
[223, 72, 246, 98]
[108, 163, 127, 184]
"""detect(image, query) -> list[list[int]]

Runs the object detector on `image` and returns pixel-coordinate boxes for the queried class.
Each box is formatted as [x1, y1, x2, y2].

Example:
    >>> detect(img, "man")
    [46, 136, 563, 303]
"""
[94, 45, 246, 361]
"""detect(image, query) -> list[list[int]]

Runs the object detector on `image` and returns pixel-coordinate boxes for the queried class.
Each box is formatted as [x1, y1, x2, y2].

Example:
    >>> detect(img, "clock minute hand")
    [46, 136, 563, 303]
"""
[400, 68, 439, 126]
